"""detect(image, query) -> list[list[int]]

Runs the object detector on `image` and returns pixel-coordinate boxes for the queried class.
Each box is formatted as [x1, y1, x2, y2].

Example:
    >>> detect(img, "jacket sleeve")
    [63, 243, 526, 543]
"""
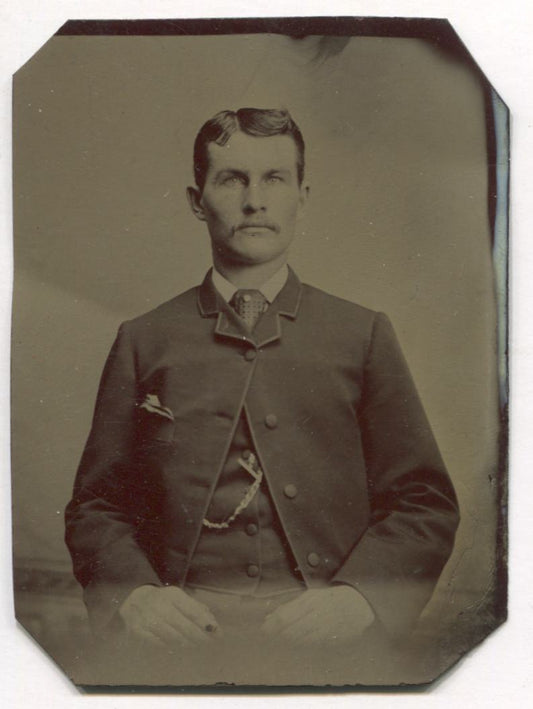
[332, 312, 460, 636]
[65, 323, 163, 632]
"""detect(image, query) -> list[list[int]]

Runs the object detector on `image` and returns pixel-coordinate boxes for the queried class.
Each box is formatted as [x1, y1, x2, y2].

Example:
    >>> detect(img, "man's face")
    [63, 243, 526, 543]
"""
[187, 131, 308, 268]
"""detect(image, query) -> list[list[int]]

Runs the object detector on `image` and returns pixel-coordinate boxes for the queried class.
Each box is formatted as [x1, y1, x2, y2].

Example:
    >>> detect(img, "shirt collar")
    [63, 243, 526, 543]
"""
[211, 264, 289, 305]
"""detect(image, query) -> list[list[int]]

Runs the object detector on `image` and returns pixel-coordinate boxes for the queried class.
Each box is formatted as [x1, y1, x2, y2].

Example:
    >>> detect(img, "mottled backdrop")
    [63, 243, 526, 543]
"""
[12, 29, 505, 684]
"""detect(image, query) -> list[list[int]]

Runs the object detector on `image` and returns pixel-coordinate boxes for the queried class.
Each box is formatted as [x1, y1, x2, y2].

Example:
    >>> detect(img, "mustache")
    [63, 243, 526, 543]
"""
[235, 220, 279, 232]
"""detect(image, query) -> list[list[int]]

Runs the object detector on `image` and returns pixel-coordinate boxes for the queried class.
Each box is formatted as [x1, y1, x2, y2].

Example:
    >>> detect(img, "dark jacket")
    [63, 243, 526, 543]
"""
[65, 268, 459, 634]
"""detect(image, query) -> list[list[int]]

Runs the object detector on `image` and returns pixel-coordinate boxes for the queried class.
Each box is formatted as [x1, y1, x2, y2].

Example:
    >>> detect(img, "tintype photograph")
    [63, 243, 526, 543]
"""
[11, 17, 508, 688]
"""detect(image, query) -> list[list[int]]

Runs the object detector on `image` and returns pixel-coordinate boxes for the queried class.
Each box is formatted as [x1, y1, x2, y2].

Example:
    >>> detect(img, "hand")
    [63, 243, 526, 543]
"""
[118, 584, 221, 648]
[260, 586, 375, 644]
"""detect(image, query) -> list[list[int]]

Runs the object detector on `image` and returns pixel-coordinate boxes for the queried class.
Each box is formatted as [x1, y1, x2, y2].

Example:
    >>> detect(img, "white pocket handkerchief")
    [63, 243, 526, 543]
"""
[139, 393, 174, 421]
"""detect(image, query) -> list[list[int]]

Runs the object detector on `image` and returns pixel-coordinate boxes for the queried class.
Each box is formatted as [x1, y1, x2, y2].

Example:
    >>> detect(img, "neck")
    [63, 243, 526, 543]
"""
[213, 255, 287, 289]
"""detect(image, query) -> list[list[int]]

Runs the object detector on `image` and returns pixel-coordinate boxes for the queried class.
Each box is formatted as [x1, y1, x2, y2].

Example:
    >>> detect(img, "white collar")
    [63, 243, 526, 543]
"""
[211, 264, 289, 305]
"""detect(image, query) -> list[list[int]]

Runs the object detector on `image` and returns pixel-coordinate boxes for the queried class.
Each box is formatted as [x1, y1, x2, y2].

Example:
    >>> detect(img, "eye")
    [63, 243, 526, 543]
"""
[266, 175, 283, 184]
[221, 175, 244, 186]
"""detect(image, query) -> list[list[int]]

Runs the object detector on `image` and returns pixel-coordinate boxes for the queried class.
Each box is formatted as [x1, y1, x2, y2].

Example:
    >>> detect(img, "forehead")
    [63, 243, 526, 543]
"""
[205, 132, 299, 175]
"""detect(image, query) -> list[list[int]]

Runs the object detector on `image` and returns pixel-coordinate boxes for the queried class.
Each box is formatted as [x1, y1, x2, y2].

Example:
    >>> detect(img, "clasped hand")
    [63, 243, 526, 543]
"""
[261, 586, 375, 644]
[118, 584, 221, 648]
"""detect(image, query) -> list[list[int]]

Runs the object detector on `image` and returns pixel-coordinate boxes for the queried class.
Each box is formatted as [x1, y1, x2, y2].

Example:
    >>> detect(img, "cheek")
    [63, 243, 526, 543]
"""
[204, 197, 240, 225]
[280, 202, 300, 223]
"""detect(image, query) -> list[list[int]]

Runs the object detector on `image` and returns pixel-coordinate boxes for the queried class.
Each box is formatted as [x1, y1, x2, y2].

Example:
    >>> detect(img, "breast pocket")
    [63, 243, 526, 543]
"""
[135, 405, 176, 447]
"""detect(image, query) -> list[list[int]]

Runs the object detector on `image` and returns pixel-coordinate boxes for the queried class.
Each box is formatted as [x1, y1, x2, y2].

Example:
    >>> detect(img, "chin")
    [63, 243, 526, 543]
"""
[236, 251, 285, 267]
[224, 244, 284, 266]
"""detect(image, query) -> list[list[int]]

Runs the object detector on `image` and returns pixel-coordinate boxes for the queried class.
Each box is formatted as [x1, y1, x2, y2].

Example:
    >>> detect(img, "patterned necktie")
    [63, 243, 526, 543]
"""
[230, 289, 268, 329]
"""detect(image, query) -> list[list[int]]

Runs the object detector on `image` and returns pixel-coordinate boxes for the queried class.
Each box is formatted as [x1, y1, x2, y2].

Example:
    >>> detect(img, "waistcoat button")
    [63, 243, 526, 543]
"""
[284, 484, 298, 499]
[307, 552, 320, 567]
[242, 449, 253, 460]
[245, 523, 258, 536]
[247, 564, 260, 578]
[265, 414, 278, 429]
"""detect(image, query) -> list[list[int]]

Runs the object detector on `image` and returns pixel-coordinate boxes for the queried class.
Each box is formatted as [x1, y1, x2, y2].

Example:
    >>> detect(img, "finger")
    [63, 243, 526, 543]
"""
[161, 611, 215, 645]
[130, 610, 190, 647]
[277, 615, 318, 643]
[142, 613, 210, 649]
[154, 619, 200, 647]
[166, 588, 220, 631]
[262, 596, 306, 631]
[274, 591, 319, 619]
[262, 604, 314, 635]
[126, 594, 216, 645]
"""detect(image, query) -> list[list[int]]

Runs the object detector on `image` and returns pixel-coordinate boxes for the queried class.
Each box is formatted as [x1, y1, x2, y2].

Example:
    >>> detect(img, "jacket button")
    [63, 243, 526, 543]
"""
[284, 484, 298, 499]
[265, 414, 278, 429]
[245, 523, 258, 536]
[307, 552, 320, 567]
[244, 349, 257, 361]
[247, 564, 260, 578]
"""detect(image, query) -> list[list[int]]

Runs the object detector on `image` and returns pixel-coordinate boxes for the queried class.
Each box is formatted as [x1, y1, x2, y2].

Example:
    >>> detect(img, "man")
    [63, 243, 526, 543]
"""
[65, 108, 459, 658]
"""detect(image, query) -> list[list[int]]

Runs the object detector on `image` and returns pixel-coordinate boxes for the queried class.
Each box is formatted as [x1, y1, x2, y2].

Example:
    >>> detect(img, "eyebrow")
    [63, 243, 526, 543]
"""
[215, 168, 293, 179]
[265, 168, 291, 177]
[215, 169, 248, 179]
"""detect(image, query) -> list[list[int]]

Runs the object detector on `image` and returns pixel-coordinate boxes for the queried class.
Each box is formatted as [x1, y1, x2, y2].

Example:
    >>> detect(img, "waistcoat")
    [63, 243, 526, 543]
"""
[185, 303, 306, 596]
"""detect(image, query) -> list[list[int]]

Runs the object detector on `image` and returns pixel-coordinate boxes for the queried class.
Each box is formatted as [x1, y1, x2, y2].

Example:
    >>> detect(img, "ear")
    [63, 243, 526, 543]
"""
[186, 186, 207, 222]
[297, 183, 310, 217]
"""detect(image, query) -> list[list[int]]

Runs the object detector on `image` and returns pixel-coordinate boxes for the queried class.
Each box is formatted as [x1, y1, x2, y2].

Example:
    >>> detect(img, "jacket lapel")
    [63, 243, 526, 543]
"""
[197, 266, 302, 348]
[253, 267, 302, 347]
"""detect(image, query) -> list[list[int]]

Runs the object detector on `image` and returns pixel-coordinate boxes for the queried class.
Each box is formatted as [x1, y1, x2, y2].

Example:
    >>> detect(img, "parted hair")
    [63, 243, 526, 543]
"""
[193, 108, 305, 190]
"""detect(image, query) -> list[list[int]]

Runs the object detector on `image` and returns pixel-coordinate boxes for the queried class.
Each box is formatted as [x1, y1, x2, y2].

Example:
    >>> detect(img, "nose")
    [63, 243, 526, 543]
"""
[242, 182, 266, 213]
